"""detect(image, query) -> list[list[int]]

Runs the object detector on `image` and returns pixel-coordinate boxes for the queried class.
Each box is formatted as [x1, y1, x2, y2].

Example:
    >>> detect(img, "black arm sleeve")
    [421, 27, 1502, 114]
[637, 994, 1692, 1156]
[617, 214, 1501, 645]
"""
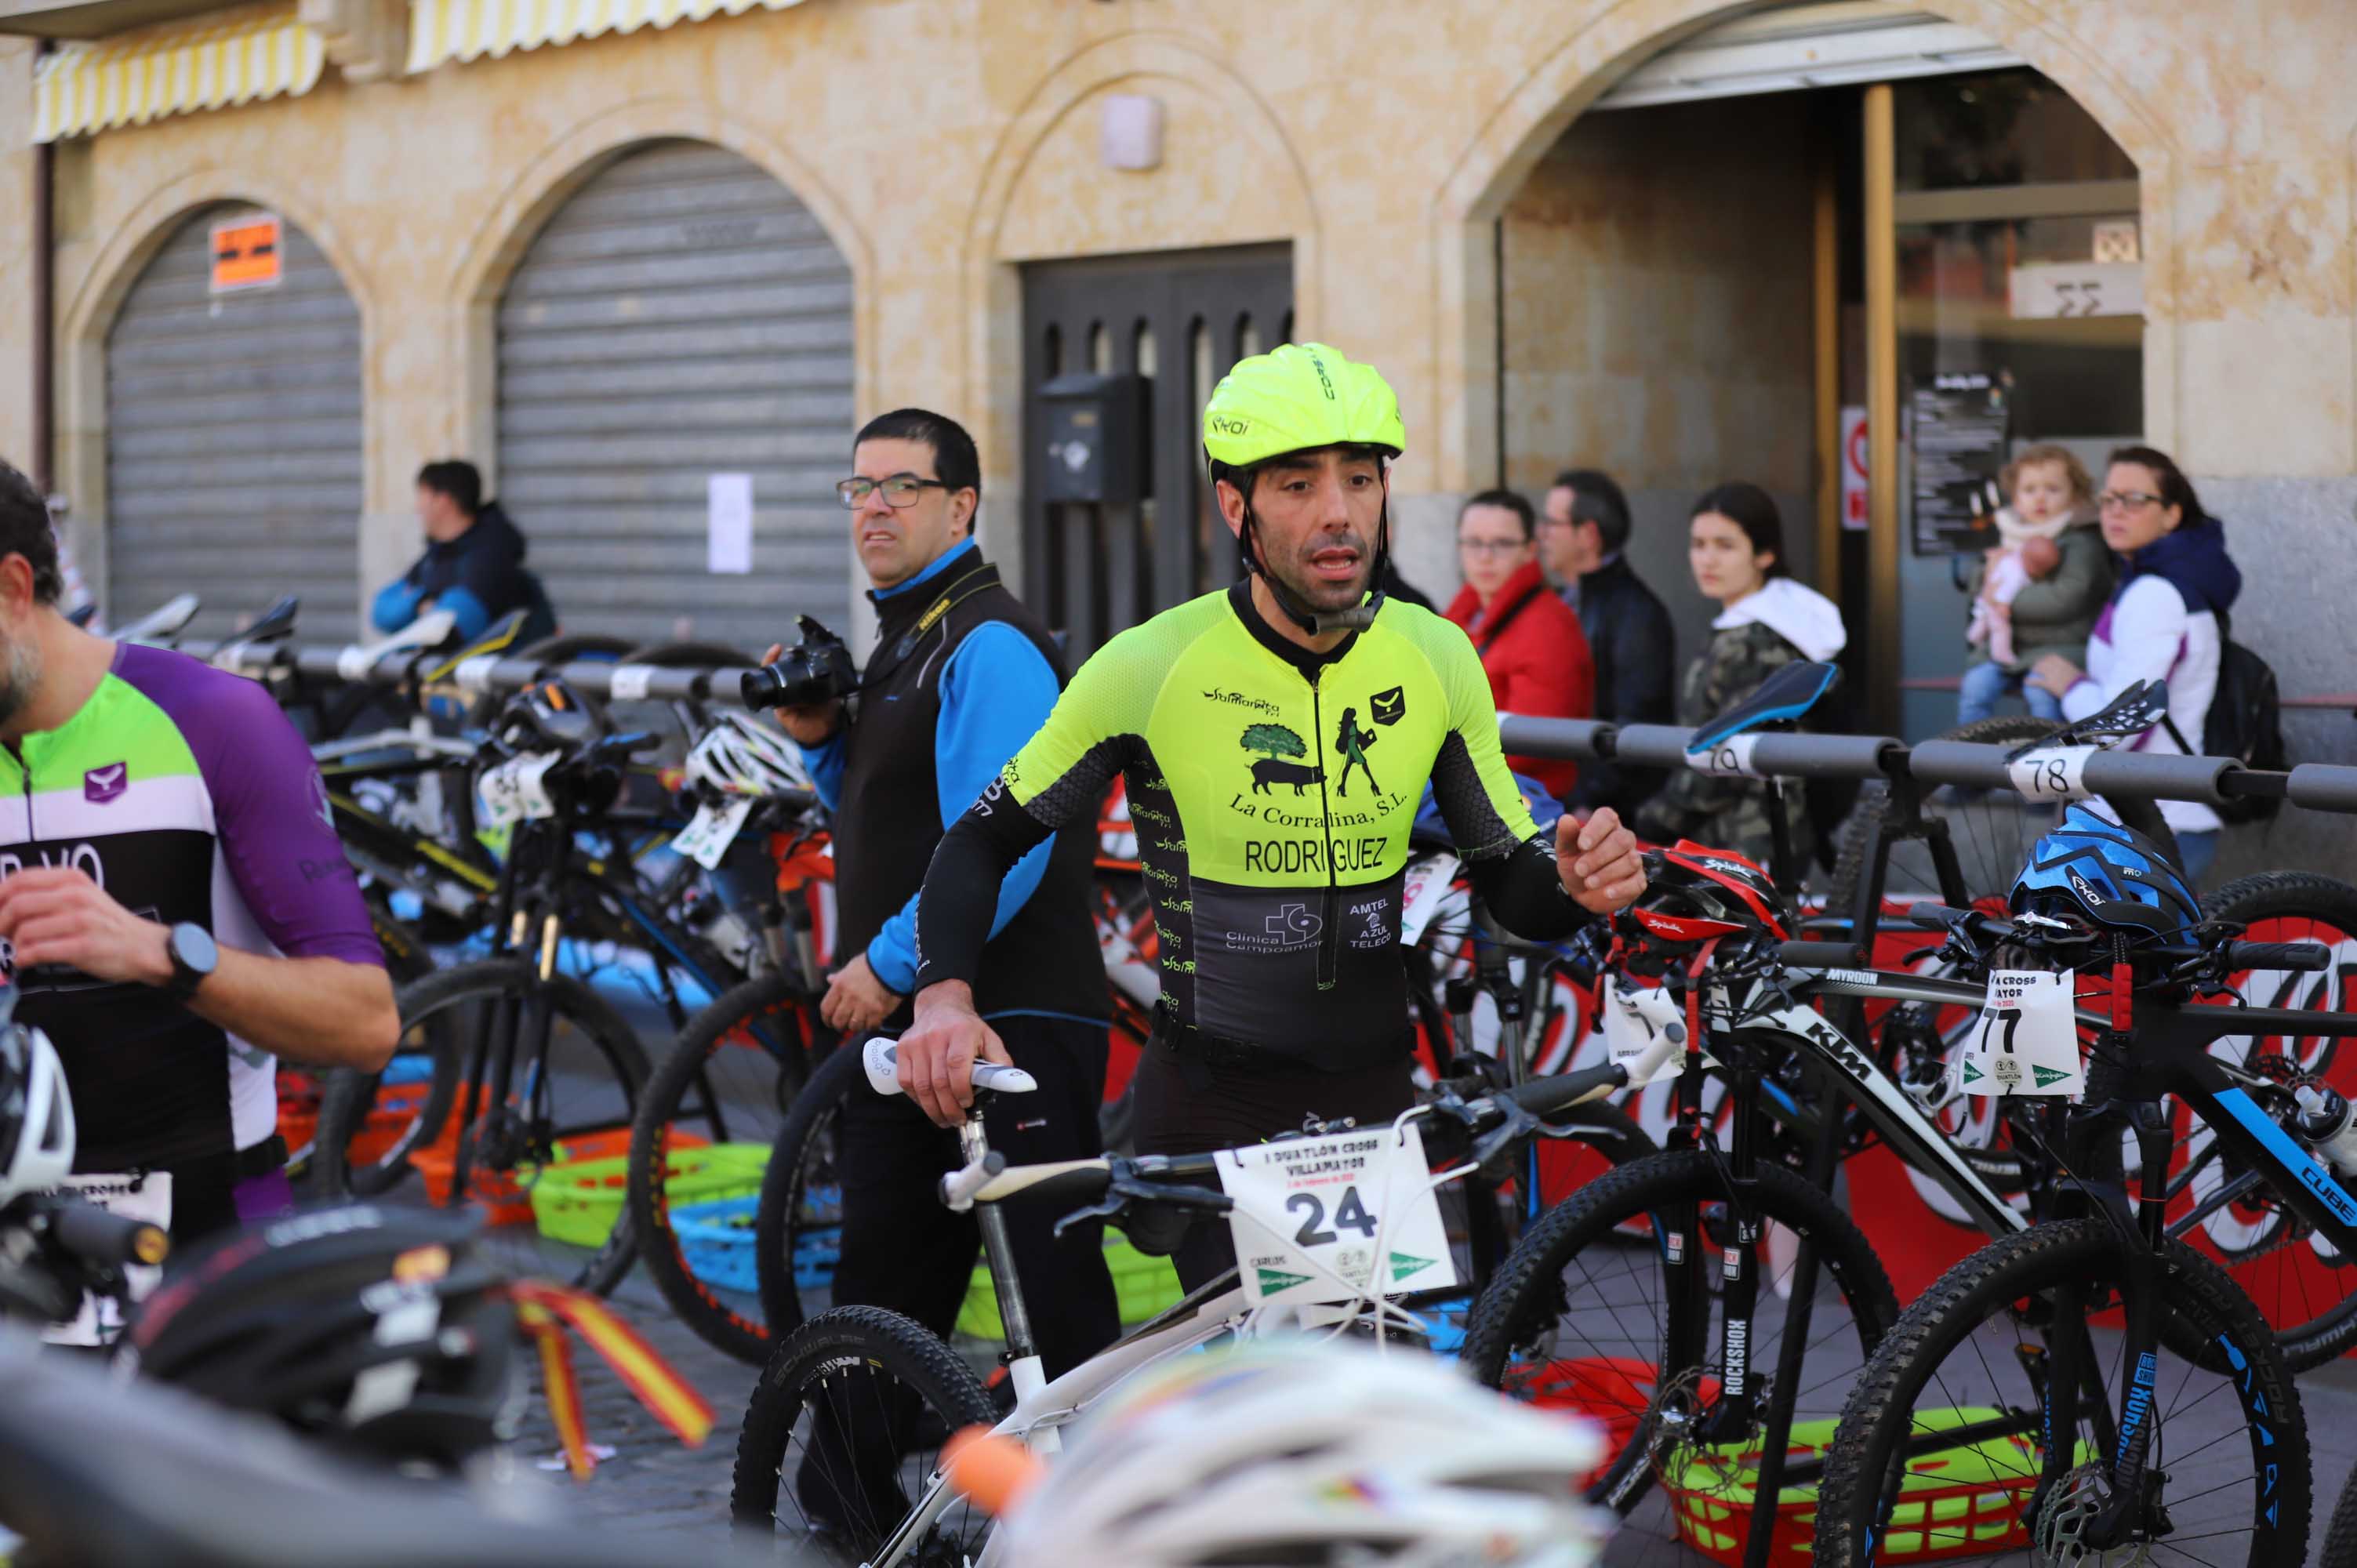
[910, 777, 1056, 994]
[1466, 832, 1592, 944]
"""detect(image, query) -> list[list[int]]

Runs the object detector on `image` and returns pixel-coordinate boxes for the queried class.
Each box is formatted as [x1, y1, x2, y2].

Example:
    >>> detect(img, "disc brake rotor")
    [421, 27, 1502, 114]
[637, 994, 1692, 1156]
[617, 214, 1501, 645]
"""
[2032, 1464, 2153, 1568]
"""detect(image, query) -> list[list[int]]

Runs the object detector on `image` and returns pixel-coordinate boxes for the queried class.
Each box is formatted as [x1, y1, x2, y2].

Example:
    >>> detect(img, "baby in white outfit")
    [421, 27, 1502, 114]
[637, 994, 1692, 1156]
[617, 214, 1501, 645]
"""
[1967, 456, 2075, 667]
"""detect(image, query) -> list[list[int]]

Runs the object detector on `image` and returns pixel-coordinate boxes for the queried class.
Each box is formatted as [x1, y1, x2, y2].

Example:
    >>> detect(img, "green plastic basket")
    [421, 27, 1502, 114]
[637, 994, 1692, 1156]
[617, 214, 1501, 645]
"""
[1658, 1406, 2086, 1565]
[955, 1232, 1182, 1340]
[530, 1139, 769, 1251]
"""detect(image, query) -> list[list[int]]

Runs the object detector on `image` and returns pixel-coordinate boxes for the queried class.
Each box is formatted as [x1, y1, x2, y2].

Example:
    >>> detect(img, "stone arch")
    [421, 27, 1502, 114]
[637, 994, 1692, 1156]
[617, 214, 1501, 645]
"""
[443, 98, 877, 478]
[1426, 0, 2181, 487]
[957, 31, 1321, 568]
[56, 166, 375, 612]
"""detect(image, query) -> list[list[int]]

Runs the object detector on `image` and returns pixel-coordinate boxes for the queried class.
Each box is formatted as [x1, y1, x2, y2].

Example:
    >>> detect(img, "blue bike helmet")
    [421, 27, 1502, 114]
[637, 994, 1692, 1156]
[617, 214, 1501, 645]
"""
[2010, 803, 2200, 941]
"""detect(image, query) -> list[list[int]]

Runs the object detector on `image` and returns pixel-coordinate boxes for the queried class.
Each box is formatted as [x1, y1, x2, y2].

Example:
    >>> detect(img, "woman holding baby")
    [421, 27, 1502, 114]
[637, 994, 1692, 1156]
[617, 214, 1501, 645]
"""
[1956, 445, 2112, 725]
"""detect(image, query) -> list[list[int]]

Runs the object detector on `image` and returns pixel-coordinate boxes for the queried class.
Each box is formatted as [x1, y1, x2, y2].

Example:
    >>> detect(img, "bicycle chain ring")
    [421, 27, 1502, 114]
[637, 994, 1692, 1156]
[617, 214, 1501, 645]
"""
[2032, 1464, 2153, 1567]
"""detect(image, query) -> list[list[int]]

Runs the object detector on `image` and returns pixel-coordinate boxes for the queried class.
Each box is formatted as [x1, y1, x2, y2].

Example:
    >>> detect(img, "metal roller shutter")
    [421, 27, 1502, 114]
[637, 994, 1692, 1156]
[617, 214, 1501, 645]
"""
[1597, 2, 2018, 109]
[496, 140, 855, 653]
[105, 205, 364, 641]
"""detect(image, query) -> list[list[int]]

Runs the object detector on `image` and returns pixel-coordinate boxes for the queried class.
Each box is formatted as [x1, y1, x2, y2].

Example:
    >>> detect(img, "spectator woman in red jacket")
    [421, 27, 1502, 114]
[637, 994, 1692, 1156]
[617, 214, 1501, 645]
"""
[1444, 488, 1596, 799]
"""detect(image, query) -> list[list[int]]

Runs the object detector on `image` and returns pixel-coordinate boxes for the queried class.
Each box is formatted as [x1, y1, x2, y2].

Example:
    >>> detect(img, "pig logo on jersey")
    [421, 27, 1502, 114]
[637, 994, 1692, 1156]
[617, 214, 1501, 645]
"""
[84, 763, 127, 804]
[1240, 724, 1322, 797]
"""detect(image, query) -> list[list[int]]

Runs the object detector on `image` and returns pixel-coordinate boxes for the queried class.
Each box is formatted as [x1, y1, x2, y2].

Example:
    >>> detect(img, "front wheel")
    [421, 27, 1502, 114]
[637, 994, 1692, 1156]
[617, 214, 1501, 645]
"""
[627, 971, 821, 1363]
[730, 1305, 997, 1565]
[1460, 1149, 1898, 1521]
[1814, 1220, 2308, 1567]
[315, 960, 649, 1294]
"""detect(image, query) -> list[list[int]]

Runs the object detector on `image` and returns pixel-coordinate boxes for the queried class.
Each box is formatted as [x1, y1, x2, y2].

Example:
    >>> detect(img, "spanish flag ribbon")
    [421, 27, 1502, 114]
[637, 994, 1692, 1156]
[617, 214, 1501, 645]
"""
[503, 1280, 716, 1480]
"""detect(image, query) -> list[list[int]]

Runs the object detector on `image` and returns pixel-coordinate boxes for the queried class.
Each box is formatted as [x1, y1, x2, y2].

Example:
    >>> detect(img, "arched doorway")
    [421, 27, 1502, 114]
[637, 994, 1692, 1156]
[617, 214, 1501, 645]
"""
[104, 204, 364, 640]
[1494, 3, 2143, 739]
[495, 140, 856, 651]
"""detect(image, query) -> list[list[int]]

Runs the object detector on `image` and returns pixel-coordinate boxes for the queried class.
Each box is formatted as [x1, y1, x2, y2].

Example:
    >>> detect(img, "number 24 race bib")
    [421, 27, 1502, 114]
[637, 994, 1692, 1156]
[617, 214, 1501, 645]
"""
[1215, 1123, 1458, 1308]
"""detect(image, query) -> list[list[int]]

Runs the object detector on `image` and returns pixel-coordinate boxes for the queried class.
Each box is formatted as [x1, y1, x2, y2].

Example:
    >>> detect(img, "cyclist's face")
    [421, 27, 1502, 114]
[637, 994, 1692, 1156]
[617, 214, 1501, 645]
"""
[850, 437, 976, 591]
[1220, 448, 1386, 611]
[1689, 510, 1772, 606]
[0, 556, 45, 731]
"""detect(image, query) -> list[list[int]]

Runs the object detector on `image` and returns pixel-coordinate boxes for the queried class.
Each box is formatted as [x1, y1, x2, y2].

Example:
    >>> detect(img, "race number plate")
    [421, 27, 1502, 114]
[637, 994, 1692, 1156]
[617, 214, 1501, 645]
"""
[478, 753, 559, 829]
[1398, 852, 1462, 946]
[1216, 1123, 1457, 1308]
[2006, 746, 2097, 803]
[1686, 733, 1763, 779]
[672, 797, 754, 870]
[1602, 981, 1698, 1086]
[1955, 969, 2083, 1097]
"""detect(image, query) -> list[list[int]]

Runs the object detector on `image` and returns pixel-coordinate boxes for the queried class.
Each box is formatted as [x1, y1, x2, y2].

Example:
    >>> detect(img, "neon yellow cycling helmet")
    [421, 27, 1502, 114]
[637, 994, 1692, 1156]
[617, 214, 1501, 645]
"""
[1201, 343, 1405, 634]
[1201, 342, 1406, 469]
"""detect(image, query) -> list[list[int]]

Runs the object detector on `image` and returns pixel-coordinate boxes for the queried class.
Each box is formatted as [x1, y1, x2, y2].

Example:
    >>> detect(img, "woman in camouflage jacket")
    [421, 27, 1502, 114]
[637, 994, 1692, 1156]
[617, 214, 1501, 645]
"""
[1636, 483, 1847, 870]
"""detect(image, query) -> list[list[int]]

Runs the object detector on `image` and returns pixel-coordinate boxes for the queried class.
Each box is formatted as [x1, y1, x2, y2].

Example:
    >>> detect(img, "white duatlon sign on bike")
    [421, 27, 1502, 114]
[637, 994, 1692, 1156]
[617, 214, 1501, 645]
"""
[1215, 1123, 1457, 1308]
[1954, 969, 2083, 1098]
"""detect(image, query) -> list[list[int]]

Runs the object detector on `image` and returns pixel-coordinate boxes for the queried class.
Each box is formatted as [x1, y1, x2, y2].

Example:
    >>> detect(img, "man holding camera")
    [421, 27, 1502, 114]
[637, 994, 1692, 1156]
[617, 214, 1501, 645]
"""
[765, 409, 1118, 1409]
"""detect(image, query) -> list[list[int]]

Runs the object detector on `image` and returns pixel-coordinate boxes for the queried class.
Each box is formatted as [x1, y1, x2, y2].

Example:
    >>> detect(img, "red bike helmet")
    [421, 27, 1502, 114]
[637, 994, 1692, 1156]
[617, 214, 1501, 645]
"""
[1625, 840, 1792, 947]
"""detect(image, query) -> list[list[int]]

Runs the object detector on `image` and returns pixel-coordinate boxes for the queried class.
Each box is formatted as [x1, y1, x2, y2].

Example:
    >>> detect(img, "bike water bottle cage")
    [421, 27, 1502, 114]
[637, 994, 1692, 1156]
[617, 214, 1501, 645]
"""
[1685, 660, 1842, 754]
[2010, 802, 2199, 943]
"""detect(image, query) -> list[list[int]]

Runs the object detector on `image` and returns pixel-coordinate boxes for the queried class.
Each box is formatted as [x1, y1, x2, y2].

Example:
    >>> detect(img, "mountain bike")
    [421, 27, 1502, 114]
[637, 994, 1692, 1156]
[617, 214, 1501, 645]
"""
[728, 1029, 1683, 1566]
[1813, 905, 2357, 1566]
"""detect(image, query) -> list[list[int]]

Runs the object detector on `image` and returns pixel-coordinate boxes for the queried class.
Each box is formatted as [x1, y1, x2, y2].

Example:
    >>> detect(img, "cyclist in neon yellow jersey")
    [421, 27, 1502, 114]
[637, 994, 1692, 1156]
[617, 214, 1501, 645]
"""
[897, 344, 1647, 1287]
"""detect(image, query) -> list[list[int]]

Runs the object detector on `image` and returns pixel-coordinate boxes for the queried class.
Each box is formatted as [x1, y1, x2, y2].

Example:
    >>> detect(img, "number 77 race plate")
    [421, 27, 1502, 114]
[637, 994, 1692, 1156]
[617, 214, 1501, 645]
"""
[1215, 1122, 1458, 1308]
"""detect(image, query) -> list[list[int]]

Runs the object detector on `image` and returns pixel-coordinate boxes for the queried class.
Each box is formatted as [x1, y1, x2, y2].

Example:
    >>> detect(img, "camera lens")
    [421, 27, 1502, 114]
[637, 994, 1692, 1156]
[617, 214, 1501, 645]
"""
[739, 665, 785, 710]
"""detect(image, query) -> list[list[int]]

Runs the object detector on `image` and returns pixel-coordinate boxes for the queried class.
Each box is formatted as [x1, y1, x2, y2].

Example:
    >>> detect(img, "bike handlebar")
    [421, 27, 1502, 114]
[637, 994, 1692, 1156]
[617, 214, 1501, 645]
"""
[41, 1193, 168, 1270]
[862, 1036, 1039, 1100]
[2225, 942, 2333, 973]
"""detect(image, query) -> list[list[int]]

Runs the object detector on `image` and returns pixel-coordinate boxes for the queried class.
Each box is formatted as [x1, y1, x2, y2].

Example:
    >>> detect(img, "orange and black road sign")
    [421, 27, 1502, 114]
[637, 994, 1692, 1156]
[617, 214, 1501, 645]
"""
[209, 216, 281, 293]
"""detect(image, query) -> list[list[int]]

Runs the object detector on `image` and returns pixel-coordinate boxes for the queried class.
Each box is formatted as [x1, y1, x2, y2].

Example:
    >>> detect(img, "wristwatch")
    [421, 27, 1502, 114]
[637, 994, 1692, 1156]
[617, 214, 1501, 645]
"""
[163, 922, 218, 1001]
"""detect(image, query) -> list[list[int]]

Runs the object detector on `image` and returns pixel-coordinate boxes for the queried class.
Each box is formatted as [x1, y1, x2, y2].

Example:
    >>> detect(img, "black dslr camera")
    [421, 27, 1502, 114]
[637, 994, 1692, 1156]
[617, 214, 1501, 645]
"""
[740, 615, 857, 710]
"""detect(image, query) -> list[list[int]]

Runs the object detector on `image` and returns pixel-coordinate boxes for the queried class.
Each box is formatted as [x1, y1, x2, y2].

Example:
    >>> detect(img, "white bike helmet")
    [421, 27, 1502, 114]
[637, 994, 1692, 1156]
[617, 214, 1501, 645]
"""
[993, 1339, 1611, 1568]
[685, 713, 811, 798]
[0, 1013, 74, 1207]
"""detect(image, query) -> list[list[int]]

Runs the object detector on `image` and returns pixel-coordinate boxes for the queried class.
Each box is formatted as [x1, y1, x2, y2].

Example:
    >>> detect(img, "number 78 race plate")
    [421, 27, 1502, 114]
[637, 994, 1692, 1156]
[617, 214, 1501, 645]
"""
[1215, 1123, 1458, 1308]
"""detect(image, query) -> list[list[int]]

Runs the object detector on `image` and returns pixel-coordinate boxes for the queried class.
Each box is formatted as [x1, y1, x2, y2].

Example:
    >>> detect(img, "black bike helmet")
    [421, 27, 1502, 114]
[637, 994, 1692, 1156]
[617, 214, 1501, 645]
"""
[496, 677, 602, 753]
[121, 1204, 525, 1472]
[1627, 840, 1793, 947]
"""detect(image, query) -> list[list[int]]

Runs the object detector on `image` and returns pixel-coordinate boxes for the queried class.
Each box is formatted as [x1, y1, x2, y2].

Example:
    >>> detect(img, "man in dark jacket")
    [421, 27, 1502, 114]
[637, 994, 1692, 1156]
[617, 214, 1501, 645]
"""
[371, 461, 557, 643]
[1539, 468, 1675, 822]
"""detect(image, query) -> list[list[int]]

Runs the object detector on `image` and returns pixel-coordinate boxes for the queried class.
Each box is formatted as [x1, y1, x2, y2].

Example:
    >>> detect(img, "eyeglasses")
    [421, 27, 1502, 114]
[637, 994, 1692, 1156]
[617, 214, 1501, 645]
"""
[2097, 490, 2163, 513]
[837, 474, 950, 509]
[1458, 537, 1528, 556]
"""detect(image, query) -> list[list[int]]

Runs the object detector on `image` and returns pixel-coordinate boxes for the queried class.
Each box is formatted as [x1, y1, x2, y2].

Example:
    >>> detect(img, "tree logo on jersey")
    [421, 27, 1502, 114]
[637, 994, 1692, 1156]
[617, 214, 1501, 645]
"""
[1370, 686, 1407, 726]
[84, 762, 127, 804]
[1241, 724, 1324, 797]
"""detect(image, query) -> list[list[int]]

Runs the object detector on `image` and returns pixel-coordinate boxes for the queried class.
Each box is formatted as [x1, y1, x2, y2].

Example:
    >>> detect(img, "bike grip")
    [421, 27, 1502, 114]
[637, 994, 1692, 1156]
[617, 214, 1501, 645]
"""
[862, 1036, 1040, 1098]
[1506, 1062, 1625, 1118]
[2227, 942, 2333, 973]
[939, 1151, 1008, 1210]
[1778, 940, 1863, 968]
[1907, 902, 1974, 931]
[49, 1197, 168, 1269]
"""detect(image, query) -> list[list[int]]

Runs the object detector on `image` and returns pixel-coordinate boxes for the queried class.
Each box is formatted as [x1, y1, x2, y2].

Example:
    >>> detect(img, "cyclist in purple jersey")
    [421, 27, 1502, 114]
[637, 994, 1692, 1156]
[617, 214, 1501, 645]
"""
[0, 460, 396, 1247]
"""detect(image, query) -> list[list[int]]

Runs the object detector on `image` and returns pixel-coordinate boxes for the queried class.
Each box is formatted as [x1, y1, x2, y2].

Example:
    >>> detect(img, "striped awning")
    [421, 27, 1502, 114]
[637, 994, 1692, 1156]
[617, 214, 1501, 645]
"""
[406, 0, 807, 73]
[33, 3, 325, 143]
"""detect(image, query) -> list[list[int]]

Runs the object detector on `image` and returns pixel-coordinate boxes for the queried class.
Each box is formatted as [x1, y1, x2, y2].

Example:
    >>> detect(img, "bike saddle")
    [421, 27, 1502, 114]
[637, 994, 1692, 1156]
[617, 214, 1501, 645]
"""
[419, 607, 530, 684]
[863, 1036, 1038, 1098]
[2019, 677, 2169, 753]
[116, 592, 201, 644]
[237, 594, 300, 644]
[1686, 660, 1841, 753]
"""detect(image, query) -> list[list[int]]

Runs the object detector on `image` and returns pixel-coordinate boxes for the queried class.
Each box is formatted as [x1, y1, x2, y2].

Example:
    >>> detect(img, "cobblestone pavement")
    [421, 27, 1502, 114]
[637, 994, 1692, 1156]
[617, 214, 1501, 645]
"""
[505, 1260, 2357, 1565]
[504, 1270, 756, 1548]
